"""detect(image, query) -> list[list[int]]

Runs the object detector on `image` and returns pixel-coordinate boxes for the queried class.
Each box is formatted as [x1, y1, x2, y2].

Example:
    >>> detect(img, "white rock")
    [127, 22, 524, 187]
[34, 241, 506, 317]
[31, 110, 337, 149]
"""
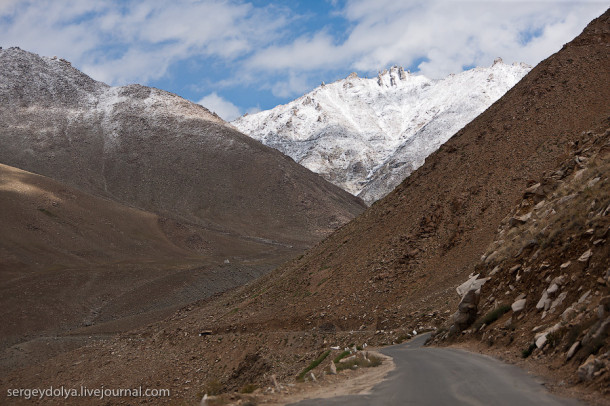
[560, 261, 571, 269]
[567, 341, 580, 360]
[329, 361, 337, 375]
[536, 290, 549, 311]
[578, 249, 593, 262]
[536, 334, 548, 348]
[534, 200, 546, 210]
[511, 299, 527, 313]
[532, 325, 546, 333]
[485, 251, 500, 264]
[578, 290, 591, 304]
[509, 264, 521, 274]
[549, 292, 568, 313]
[577, 355, 599, 381]
[456, 274, 489, 297]
[524, 183, 541, 195]
[587, 177, 600, 188]
[550, 275, 566, 286]
[561, 306, 579, 322]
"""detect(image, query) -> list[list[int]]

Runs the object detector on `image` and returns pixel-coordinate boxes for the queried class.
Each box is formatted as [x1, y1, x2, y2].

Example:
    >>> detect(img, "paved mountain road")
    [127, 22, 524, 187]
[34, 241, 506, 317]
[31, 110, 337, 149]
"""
[291, 333, 581, 406]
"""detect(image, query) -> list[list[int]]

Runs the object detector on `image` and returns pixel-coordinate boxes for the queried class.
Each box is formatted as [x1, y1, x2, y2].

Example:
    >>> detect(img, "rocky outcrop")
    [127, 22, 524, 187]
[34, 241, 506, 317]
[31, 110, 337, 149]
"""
[446, 274, 489, 335]
[449, 288, 481, 335]
[511, 299, 527, 313]
[577, 354, 608, 381]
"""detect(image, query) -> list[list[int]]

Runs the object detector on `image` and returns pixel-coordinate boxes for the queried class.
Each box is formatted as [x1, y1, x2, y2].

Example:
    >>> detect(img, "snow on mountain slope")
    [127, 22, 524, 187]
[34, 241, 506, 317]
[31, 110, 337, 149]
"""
[233, 59, 530, 204]
[0, 47, 366, 247]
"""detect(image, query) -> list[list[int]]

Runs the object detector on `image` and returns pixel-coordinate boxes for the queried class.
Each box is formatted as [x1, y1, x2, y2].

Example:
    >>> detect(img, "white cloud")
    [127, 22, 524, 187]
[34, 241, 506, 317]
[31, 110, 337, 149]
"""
[248, 31, 349, 72]
[245, 0, 608, 81]
[271, 71, 314, 98]
[0, 0, 289, 85]
[0, 1, 106, 62]
[197, 92, 242, 121]
[0, 0, 25, 14]
[246, 106, 262, 115]
[0, 0, 607, 105]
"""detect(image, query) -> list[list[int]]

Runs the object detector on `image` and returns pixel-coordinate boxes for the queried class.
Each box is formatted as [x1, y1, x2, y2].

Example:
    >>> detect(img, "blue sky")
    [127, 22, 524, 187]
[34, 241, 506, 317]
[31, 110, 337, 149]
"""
[0, 0, 607, 120]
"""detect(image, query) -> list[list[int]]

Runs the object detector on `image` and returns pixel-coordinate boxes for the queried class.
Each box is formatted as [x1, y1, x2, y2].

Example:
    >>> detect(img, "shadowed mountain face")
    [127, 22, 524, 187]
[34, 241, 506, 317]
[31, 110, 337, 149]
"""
[0, 48, 366, 248]
[0, 161, 315, 372]
[0, 163, 194, 347]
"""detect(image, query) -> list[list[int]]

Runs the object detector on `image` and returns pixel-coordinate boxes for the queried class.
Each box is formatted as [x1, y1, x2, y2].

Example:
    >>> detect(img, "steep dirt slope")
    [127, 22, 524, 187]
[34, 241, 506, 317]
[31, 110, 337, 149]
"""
[0, 163, 301, 373]
[0, 48, 366, 248]
[0, 163, 192, 345]
[1, 9, 608, 405]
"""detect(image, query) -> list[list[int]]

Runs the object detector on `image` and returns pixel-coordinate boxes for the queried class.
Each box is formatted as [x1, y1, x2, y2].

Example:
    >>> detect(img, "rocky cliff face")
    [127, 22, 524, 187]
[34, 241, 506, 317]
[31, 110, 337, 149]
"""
[0, 47, 366, 247]
[233, 60, 530, 204]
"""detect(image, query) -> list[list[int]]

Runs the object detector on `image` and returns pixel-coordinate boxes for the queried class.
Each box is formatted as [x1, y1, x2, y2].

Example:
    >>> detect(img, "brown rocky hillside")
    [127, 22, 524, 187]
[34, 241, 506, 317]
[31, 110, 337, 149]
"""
[434, 124, 609, 401]
[1, 8, 609, 406]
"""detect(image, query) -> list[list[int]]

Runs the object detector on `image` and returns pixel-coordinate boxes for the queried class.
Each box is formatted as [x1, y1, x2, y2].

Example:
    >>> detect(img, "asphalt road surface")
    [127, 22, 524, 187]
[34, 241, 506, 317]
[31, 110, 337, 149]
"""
[291, 333, 581, 406]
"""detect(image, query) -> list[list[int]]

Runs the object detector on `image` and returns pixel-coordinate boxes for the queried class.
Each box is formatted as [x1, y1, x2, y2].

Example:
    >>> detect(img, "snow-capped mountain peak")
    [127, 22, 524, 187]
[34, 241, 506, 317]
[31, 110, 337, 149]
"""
[233, 60, 531, 203]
